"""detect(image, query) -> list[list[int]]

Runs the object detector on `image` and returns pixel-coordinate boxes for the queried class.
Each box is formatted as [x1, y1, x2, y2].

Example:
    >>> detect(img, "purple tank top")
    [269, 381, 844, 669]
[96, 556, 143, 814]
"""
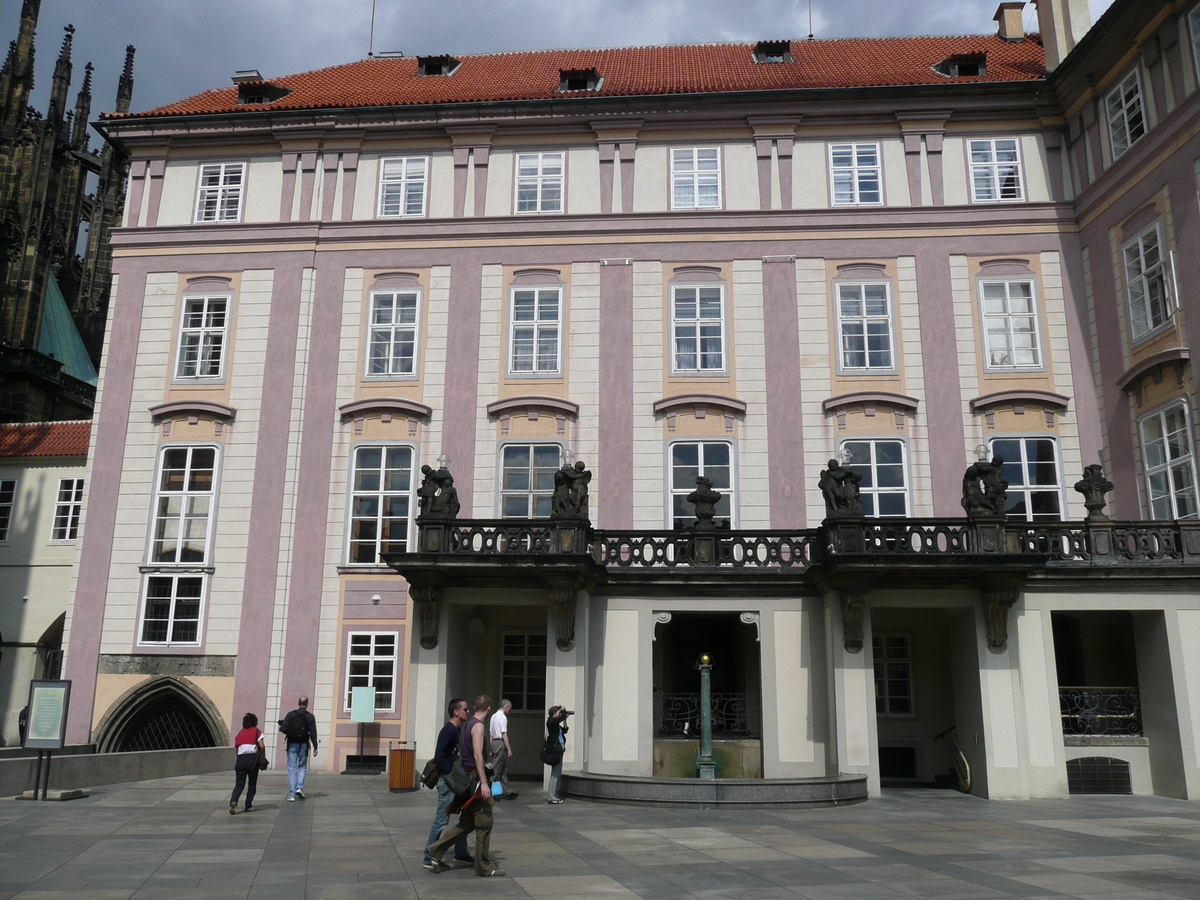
[460, 717, 481, 770]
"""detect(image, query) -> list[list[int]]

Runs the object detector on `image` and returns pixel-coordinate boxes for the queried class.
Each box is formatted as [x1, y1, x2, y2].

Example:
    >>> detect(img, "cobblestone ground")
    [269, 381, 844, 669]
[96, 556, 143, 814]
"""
[1, 771, 1199, 899]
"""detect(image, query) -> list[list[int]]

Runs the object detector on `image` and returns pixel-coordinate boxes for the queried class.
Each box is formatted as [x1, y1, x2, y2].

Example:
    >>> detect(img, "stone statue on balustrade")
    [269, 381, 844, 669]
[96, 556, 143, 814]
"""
[417, 464, 460, 520]
[687, 476, 722, 531]
[1074, 464, 1114, 523]
[962, 455, 1008, 518]
[818, 459, 863, 518]
[551, 460, 592, 521]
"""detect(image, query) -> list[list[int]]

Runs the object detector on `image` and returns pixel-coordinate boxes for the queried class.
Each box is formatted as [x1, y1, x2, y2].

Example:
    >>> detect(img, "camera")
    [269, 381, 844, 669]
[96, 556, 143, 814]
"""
[562, 710, 575, 717]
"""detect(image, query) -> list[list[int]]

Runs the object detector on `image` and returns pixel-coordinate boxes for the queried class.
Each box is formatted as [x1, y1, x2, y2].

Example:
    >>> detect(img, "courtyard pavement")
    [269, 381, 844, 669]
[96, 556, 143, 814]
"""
[1, 771, 1199, 899]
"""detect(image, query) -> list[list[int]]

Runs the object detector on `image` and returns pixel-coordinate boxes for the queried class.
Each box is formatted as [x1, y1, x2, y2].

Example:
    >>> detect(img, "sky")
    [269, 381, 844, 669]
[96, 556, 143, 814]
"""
[12, 0, 1118, 120]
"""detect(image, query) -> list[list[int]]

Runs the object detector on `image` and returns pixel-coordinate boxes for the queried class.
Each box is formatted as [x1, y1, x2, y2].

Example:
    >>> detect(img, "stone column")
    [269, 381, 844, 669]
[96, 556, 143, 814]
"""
[825, 591, 879, 795]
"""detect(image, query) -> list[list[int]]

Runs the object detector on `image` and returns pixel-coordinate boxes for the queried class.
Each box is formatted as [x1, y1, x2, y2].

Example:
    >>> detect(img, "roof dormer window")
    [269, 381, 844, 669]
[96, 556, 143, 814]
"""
[753, 41, 792, 63]
[230, 70, 291, 105]
[417, 55, 460, 76]
[933, 54, 987, 77]
[558, 68, 601, 92]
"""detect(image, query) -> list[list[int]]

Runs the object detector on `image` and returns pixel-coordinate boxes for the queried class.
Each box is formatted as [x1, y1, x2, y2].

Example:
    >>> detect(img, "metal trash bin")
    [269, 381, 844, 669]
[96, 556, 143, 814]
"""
[388, 740, 417, 792]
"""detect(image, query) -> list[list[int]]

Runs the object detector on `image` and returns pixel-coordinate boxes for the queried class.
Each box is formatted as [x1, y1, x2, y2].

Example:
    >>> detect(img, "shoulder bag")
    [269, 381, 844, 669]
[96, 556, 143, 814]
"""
[420, 757, 441, 789]
[539, 739, 564, 766]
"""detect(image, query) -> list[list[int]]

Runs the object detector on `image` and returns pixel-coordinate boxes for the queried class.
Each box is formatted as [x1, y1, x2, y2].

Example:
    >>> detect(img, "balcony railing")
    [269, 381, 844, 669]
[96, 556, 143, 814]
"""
[594, 530, 815, 570]
[1059, 687, 1143, 736]
[653, 692, 761, 738]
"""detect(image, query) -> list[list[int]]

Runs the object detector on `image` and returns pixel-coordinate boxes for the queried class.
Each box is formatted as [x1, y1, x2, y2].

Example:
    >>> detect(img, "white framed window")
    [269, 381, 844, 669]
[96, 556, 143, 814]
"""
[1140, 403, 1199, 520]
[672, 285, 725, 372]
[836, 281, 893, 371]
[366, 290, 420, 377]
[0, 479, 15, 541]
[345, 632, 398, 711]
[669, 441, 734, 529]
[1106, 69, 1146, 160]
[377, 156, 428, 217]
[150, 446, 217, 564]
[841, 440, 907, 517]
[501, 632, 547, 712]
[194, 162, 246, 223]
[990, 437, 1063, 522]
[980, 280, 1041, 368]
[1190, 5, 1200, 83]
[873, 633, 913, 716]
[51, 478, 84, 541]
[1124, 225, 1170, 340]
[347, 445, 414, 564]
[515, 152, 564, 213]
[968, 138, 1023, 202]
[829, 142, 882, 205]
[671, 147, 721, 209]
[500, 444, 561, 518]
[509, 287, 561, 373]
[140, 573, 204, 645]
[175, 294, 229, 379]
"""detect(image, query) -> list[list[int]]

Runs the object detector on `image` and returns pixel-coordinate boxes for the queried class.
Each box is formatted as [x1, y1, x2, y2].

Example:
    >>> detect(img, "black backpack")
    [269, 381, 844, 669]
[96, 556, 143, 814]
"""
[282, 710, 310, 744]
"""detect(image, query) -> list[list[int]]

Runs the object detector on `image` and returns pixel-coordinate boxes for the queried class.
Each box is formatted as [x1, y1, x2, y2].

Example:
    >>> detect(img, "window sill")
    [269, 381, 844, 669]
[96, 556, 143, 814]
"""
[139, 565, 215, 574]
[337, 565, 396, 575]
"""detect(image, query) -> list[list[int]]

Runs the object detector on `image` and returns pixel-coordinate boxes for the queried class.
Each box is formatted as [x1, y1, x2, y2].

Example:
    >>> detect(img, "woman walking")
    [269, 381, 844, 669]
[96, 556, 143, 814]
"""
[544, 705, 569, 804]
[231, 712, 265, 814]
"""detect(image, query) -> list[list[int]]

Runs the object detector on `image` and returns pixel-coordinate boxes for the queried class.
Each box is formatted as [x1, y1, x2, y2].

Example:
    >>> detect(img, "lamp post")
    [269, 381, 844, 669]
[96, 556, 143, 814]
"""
[697, 653, 715, 779]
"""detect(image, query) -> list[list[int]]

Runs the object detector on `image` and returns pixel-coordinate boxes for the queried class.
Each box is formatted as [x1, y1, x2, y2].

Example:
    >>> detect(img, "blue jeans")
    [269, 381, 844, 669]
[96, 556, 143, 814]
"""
[287, 742, 309, 796]
[424, 776, 469, 864]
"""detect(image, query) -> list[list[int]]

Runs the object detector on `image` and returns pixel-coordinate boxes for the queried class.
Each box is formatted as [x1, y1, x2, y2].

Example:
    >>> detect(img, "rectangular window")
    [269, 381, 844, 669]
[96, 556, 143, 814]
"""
[378, 156, 428, 217]
[670, 441, 733, 529]
[672, 285, 725, 372]
[873, 633, 913, 715]
[968, 138, 1023, 202]
[348, 446, 414, 564]
[366, 291, 419, 376]
[1140, 404, 1199, 520]
[194, 162, 245, 222]
[842, 440, 907, 517]
[0, 479, 14, 541]
[345, 632, 398, 711]
[501, 632, 547, 712]
[1106, 70, 1146, 159]
[140, 574, 203, 644]
[1191, 6, 1200, 83]
[671, 147, 721, 209]
[175, 295, 229, 379]
[1124, 226, 1170, 340]
[500, 444, 560, 517]
[51, 478, 84, 541]
[981, 280, 1041, 368]
[829, 142, 882, 205]
[509, 287, 561, 373]
[837, 282, 893, 370]
[991, 437, 1062, 522]
[515, 152, 564, 213]
[150, 446, 216, 564]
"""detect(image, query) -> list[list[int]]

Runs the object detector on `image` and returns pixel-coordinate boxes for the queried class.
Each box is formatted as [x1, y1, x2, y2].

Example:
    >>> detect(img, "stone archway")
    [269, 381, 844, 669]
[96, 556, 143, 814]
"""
[92, 676, 228, 752]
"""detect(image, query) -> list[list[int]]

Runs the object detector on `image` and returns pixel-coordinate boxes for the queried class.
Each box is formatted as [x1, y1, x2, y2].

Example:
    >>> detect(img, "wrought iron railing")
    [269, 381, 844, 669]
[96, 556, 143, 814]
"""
[594, 530, 815, 570]
[653, 692, 761, 738]
[1059, 687, 1143, 736]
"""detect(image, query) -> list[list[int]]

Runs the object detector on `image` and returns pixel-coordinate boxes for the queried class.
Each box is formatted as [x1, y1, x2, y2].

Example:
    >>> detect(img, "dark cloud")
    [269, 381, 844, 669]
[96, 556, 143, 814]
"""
[15, 0, 1115, 119]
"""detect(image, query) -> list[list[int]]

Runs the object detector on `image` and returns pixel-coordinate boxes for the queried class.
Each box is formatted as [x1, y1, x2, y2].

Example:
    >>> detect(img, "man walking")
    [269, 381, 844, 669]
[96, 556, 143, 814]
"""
[489, 699, 519, 800]
[423, 698, 474, 870]
[426, 694, 504, 877]
[278, 696, 318, 802]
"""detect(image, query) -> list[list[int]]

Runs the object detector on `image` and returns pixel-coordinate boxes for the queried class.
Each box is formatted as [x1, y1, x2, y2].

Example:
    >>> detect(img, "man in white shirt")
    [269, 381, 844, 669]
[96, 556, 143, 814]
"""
[489, 699, 518, 800]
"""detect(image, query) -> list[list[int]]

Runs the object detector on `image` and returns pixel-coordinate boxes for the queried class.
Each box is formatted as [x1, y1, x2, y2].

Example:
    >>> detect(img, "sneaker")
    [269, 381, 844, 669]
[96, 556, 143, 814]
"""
[295, 789, 305, 800]
[426, 860, 448, 874]
[229, 802, 236, 815]
[504, 792, 520, 800]
[453, 854, 475, 866]
[478, 868, 506, 877]
[244, 805, 253, 813]
[287, 795, 297, 802]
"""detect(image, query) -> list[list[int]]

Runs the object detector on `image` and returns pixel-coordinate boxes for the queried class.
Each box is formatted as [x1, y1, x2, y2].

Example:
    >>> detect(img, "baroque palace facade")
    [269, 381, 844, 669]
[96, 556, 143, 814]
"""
[62, 0, 1200, 799]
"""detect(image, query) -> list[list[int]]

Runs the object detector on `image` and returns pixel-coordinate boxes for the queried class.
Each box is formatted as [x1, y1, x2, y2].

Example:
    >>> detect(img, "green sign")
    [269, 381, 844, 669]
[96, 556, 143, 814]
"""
[350, 686, 376, 723]
[25, 680, 71, 750]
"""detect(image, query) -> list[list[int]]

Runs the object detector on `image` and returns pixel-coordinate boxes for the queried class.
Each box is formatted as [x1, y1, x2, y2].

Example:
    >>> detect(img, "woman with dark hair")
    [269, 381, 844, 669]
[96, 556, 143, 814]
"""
[230, 712, 265, 815]
[544, 705, 569, 804]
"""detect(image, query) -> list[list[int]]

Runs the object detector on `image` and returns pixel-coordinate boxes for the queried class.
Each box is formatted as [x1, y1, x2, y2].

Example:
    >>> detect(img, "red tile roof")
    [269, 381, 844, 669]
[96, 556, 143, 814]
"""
[0, 421, 91, 458]
[117, 34, 1047, 119]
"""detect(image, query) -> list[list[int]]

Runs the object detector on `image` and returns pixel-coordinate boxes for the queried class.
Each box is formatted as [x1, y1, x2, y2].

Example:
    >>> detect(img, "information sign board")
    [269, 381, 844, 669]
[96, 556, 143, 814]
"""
[350, 686, 376, 724]
[24, 679, 71, 750]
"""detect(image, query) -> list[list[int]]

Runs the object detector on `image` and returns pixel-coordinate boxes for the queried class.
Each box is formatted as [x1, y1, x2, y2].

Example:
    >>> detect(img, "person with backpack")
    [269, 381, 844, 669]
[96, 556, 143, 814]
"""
[278, 696, 318, 801]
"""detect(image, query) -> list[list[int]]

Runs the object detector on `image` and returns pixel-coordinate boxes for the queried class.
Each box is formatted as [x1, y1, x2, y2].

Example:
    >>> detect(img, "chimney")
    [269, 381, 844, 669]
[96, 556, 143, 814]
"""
[1033, 0, 1092, 71]
[994, 3, 1026, 42]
